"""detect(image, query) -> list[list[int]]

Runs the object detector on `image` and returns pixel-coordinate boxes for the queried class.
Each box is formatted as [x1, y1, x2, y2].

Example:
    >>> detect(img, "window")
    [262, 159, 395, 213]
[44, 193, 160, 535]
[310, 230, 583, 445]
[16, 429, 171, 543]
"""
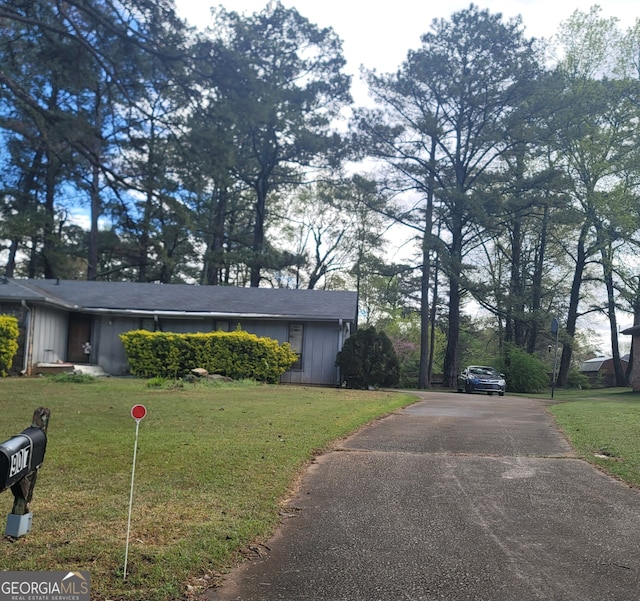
[215, 321, 230, 332]
[288, 323, 304, 370]
[140, 317, 156, 331]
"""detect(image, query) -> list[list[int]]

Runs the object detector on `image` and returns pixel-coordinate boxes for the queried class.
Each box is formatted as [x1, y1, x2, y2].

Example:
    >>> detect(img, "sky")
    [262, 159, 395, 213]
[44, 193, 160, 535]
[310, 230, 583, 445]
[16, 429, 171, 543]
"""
[175, 0, 640, 103]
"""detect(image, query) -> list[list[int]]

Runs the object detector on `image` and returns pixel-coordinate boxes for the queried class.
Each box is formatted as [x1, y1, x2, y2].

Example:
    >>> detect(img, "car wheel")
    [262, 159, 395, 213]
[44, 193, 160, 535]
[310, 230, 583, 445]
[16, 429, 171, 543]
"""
[465, 382, 472, 393]
[499, 391, 505, 397]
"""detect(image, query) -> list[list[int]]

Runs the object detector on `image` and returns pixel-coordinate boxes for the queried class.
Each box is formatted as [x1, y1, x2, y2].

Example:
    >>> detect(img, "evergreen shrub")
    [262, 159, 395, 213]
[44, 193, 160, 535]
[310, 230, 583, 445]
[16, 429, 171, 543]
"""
[500, 345, 550, 393]
[567, 369, 591, 389]
[0, 314, 19, 377]
[335, 326, 400, 389]
[120, 329, 298, 383]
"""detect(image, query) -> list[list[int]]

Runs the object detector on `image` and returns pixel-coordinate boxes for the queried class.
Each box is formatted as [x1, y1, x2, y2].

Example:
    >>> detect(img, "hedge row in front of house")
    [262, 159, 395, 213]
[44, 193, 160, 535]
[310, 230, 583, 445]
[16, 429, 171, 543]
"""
[0, 314, 19, 377]
[119, 329, 299, 383]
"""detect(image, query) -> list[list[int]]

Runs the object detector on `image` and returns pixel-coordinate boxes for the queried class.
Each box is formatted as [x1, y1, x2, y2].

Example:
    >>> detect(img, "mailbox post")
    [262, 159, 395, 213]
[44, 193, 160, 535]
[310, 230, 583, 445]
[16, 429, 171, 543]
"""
[1, 407, 50, 537]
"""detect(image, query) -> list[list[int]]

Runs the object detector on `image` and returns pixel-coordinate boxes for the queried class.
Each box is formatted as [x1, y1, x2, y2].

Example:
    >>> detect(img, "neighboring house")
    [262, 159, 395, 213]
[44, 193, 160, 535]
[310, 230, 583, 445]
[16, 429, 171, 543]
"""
[0, 278, 358, 386]
[622, 325, 640, 391]
[579, 355, 629, 388]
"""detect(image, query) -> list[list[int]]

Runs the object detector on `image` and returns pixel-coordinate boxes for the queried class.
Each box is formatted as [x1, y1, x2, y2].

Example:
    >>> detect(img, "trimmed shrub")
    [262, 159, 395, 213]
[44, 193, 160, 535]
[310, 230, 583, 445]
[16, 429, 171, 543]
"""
[500, 346, 550, 393]
[335, 327, 400, 389]
[567, 369, 591, 389]
[119, 330, 298, 383]
[0, 315, 19, 377]
[47, 373, 96, 384]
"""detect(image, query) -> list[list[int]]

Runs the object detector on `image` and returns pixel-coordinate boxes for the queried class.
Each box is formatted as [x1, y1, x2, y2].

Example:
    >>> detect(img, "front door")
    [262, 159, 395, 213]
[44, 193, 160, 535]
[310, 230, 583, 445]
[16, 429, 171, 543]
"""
[67, 314, 92, 363]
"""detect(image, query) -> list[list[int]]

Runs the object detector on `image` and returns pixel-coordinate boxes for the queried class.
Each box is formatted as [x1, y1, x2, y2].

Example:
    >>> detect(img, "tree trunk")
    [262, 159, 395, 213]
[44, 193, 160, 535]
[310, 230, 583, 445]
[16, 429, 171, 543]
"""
[88, 159, 100, 280]
[42, 148, 58, 280]
[506, 218, 524, 346]
[250, 179, 268, 288]
[419, 140, 437, 389]
[527, 205, 549, 354]
[4, 150, 44, 278]
[87, 89, 102, 281]
[4, 240, 18, 278]
[443, 271, 461, 388]
[557, 222, 589, 387]
[427, 252, 440, 385]
[443, 218, 463, 388]
[600, 241, 626, 385]
[202, 188, 229, 286]
[137, 191, 152, 282]
[418, 236, 431, 389]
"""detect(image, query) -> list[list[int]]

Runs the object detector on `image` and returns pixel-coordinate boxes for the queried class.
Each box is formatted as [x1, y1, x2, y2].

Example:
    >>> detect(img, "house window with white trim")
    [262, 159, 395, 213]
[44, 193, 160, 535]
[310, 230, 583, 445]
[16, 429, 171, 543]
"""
[141, 317, 157, 331]
[288, 323, 304, 370]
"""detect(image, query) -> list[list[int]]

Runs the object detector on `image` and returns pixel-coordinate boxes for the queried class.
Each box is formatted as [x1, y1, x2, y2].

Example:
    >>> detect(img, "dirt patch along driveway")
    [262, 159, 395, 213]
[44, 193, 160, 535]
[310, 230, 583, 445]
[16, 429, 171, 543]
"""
[207, 392, 640, 601]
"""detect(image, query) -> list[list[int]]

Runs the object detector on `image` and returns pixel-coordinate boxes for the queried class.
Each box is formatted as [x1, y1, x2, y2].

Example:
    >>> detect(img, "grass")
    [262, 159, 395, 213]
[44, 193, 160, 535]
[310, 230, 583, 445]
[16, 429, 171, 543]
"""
[520, 387, 640, 487]
[0, 377, 415, 601]
[4, 378, 640, 599]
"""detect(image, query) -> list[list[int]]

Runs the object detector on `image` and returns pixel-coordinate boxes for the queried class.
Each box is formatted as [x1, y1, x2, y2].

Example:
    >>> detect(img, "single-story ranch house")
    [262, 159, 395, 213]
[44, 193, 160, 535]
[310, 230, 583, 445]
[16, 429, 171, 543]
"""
[0, 278, 358, 386]
[579, 355, 630, 388]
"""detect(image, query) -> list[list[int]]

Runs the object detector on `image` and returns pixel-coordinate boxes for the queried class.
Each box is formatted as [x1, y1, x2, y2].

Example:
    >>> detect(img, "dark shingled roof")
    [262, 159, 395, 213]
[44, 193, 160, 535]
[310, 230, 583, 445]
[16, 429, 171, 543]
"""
[622, 325, 640, 335]
[0, 279, 358, 322]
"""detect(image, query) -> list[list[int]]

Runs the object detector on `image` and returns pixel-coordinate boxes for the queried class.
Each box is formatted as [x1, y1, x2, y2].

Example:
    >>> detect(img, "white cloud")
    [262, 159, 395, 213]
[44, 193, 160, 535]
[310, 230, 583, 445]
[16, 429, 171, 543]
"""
[175, 1, 640, 77]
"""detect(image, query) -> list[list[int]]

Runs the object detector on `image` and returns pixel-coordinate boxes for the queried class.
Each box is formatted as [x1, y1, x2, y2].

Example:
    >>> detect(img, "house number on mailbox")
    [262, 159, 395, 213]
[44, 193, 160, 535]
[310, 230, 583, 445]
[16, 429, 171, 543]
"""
[9, 447, 30, 478]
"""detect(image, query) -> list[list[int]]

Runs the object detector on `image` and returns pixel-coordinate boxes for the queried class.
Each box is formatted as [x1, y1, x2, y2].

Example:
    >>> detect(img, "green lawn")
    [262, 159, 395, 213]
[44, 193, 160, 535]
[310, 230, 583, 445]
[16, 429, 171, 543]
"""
[0, 377, 415, 601]
[3, 379, 639, 600]
[543, 387, 640, 487]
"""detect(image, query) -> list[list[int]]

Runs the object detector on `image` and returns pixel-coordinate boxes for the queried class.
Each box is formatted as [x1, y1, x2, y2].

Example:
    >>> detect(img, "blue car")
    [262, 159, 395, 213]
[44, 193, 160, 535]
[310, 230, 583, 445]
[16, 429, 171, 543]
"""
[457, 365, 506, 396]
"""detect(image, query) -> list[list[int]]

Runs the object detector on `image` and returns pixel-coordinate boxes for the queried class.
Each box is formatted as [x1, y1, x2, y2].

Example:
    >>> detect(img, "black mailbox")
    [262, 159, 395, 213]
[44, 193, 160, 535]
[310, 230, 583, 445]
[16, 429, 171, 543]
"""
[0, 427, 47, 492]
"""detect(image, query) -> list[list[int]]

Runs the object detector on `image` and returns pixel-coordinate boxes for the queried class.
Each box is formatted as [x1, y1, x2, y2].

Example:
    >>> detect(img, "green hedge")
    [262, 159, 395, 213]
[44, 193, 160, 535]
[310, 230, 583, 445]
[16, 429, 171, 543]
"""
[119, 329, 298, 383]
[0, 314, 19, 377]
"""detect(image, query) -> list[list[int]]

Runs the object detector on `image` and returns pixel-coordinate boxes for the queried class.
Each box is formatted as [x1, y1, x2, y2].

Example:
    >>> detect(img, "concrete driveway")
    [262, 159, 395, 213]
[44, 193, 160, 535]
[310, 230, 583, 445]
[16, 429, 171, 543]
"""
[207, 392, 640, 601]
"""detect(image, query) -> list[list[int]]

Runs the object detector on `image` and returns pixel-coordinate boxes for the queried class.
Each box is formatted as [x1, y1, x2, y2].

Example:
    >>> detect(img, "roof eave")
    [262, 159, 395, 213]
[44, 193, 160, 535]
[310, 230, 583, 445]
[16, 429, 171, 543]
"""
[84, 307, 356, 321]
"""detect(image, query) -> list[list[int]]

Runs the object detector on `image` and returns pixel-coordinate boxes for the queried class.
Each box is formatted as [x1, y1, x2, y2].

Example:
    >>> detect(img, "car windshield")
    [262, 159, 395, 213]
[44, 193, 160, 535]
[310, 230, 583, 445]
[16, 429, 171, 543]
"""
[469, 367, 499, 377]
